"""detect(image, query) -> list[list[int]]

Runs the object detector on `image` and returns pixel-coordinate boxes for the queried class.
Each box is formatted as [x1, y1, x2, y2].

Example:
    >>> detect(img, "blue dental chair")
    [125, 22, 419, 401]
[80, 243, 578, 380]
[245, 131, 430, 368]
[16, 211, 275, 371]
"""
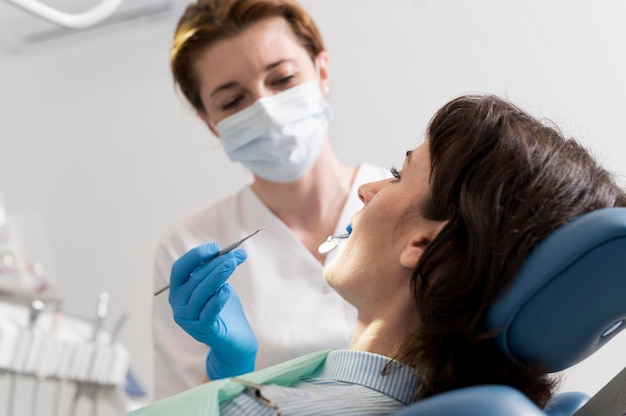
[395, 208, 626, 416]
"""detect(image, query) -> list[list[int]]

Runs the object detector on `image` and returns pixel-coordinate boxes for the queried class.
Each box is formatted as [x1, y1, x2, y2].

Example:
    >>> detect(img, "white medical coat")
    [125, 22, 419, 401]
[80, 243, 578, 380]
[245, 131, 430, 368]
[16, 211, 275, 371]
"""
[152, 163, 390, 399]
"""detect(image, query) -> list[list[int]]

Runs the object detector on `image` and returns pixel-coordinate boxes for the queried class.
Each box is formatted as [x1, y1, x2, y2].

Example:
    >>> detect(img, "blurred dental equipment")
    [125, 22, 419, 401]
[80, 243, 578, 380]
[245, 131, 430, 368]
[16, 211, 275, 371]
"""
[0, 193, 145, 414]
[154, 226, 268, 296]
[0, 194, 57, 300]
[318, 224, 352, 254]
[0, 296, 138, 416]
[5, 299, 44, 416]
[3, 0, 123, 29]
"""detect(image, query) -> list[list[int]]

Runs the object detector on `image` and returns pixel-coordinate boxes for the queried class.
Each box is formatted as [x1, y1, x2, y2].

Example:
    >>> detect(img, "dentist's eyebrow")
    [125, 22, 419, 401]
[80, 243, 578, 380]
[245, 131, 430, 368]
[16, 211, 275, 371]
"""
[264, 58, 296, 71]
[210, 81, 239, 98]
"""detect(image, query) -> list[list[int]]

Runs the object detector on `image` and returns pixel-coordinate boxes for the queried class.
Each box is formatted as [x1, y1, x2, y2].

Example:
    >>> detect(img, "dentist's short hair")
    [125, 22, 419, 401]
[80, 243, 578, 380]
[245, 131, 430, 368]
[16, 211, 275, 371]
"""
[171, 0, 325, 112]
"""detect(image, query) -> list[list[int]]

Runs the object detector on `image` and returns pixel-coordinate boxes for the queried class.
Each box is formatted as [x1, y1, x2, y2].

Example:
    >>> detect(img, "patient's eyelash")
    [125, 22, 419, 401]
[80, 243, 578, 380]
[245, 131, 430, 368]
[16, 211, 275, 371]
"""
[390, 167, 401, 181]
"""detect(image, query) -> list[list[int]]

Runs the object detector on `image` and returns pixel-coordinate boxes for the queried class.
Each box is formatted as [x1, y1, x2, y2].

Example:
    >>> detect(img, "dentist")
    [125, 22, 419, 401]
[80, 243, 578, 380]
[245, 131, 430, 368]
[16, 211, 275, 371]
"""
[152, 0, 390, 399]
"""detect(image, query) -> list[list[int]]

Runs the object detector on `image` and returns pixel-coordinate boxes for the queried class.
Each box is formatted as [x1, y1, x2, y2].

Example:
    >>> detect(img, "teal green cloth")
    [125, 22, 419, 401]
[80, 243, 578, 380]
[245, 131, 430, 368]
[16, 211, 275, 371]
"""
[128, 349, 334, 415]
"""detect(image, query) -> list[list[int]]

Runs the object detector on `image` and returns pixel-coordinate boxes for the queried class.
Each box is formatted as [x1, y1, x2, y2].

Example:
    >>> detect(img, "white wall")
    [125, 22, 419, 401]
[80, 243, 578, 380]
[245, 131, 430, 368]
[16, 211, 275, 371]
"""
[1, 0, 625, 411]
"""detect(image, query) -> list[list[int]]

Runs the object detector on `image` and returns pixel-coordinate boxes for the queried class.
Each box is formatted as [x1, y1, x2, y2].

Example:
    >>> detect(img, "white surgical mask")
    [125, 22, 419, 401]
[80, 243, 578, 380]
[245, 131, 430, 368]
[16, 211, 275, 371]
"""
[215, 80, 332, 183]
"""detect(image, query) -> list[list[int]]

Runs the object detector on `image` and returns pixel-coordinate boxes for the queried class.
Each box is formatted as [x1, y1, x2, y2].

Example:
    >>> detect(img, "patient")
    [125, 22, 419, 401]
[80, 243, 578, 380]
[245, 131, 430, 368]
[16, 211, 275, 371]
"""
[135, 94, 626, 415]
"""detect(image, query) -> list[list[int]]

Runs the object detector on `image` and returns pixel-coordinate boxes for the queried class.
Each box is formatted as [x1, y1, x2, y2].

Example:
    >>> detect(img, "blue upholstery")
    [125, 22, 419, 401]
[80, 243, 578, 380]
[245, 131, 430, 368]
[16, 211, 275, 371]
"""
[543, 391, 590, 416]
[488, 208, 626, 372]
[393, 385, 546, 416]
[393, 387, 590, 416]
[393, 208, 626, 416]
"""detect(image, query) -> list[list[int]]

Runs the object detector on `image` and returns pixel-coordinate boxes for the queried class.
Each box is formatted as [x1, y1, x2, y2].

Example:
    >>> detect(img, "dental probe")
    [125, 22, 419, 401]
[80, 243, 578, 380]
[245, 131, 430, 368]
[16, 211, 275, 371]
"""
[154, 226, 267, 296]
[318, 224, 353, 254]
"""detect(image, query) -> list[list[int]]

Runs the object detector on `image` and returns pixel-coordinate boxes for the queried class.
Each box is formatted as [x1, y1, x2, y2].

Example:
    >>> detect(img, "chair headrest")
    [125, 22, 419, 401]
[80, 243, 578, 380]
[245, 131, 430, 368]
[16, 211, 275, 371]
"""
[487, 208, 626, 372]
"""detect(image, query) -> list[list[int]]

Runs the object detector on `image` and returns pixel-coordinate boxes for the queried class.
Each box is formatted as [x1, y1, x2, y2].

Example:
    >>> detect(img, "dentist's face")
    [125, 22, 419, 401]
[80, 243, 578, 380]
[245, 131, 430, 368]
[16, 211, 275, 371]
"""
[324, 142, 445, 312]
[193, 17, 330, 129]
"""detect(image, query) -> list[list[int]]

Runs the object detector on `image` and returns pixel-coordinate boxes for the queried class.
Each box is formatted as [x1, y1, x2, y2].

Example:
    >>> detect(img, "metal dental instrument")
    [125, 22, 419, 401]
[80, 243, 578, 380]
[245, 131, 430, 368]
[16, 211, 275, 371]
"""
[7, 299, 46, 416]
[50, 305, 65, 416]
[154, 227, 267, 296]
[90, 292, 109, 343]
[215, 227, 266, 256]
[69, 292, 109, 416]
[109, 313, 128, 346]
[317, 233, 349, 254]
[28, 300, 45, 416]
[318, 224, 353, 254]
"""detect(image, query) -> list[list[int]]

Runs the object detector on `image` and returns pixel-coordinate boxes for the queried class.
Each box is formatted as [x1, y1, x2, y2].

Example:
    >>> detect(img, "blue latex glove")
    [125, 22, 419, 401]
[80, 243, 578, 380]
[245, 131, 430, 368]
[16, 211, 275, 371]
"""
[169, 242, 258, 380]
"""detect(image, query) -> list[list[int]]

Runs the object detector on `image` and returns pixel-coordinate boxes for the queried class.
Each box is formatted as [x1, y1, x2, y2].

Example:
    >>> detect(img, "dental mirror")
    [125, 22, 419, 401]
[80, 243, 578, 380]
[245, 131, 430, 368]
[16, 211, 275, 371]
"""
[318, 224, 352, 254]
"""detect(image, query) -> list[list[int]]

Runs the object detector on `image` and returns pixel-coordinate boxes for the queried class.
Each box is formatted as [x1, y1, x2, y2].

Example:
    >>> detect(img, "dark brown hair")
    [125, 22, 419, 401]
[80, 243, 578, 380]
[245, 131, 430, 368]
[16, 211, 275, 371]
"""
[170, 0, 325, 112]
[398, 94, 626, 407]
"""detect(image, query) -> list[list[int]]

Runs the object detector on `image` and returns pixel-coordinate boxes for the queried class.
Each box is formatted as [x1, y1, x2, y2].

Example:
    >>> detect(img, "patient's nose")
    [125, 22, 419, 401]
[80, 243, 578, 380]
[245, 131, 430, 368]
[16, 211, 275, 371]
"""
[358, 180, 385, 204]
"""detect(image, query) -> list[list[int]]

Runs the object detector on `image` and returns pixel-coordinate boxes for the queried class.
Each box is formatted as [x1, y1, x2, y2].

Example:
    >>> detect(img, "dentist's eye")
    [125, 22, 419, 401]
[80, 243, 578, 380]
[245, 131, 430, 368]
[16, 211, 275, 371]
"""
[221, 96, 244, 111]
[272, 74, 295, 86]
[390, 167, 401, 182]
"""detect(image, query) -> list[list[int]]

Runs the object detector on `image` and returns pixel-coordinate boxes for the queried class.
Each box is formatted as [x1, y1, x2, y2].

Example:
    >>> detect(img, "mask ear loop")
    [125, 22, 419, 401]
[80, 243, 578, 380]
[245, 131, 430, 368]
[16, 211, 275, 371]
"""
[208, 117, 218, 134]
[203, 107, 221, 137]
[206, 115, 220, 138]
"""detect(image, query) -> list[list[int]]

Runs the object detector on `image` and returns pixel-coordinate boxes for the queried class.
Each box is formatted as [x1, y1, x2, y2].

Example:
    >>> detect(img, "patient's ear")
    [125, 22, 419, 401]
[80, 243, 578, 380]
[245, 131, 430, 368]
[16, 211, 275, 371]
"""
[400, 221, 447, 268]
[399, 237, 427, 269]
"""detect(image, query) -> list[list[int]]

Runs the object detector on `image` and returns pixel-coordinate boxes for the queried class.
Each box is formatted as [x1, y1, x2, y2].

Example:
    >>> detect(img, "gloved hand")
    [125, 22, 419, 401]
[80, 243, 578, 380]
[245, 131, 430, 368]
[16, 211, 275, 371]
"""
[169, 242, 258, 380]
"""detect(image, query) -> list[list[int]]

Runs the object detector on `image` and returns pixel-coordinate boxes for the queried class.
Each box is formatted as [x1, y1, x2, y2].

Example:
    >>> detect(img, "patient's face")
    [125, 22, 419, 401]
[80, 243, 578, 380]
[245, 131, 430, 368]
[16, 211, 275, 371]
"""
[325, 142, 444, 312]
